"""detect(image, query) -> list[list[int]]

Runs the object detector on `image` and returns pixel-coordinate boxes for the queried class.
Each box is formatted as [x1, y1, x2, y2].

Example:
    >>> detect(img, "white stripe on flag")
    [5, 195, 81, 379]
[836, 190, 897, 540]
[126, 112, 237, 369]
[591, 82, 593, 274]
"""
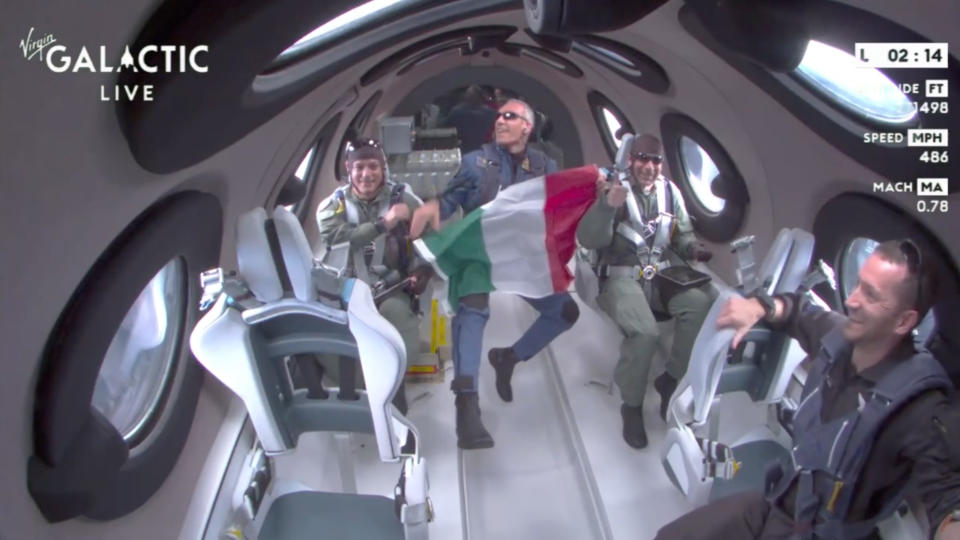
[480, 176, 555, 298]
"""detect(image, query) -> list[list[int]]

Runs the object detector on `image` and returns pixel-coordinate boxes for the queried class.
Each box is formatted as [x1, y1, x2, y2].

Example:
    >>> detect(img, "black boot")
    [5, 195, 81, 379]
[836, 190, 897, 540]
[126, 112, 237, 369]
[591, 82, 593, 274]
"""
[452, 376, 494, 449]
[488, 347, 520, 402]
[654, 372, 678, 422]
[620, 404, 647, 449]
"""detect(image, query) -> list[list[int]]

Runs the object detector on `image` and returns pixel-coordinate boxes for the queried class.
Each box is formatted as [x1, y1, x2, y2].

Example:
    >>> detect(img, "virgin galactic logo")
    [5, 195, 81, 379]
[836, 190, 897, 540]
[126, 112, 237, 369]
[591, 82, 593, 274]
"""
[19, 27, 208, 102]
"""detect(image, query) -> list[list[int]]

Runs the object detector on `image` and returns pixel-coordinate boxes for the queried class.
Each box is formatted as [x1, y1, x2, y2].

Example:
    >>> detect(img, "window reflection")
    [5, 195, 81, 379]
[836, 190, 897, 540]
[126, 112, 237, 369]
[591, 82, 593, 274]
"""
[601, 108, 624, 148]
[294, 148, 315, 181]
[92, 258, 185, 443]
[678, 136, 726, 213]
[794, 40, 916, 125]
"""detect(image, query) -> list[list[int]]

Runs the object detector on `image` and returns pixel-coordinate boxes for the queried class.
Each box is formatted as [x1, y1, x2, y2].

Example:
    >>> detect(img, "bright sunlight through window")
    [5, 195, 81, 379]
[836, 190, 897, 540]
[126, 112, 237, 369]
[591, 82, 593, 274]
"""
[795, 40, 917, 125]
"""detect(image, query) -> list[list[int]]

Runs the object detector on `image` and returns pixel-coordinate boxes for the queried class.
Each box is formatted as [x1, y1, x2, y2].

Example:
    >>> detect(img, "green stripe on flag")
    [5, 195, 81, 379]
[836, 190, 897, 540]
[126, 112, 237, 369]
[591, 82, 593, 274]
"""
[421, 207, 493, 309]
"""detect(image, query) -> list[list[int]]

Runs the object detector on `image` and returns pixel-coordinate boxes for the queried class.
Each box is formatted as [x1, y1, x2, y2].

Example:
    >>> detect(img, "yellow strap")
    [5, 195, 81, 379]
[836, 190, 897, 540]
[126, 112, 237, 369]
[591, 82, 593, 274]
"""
[430, 299, 439, 353]
[826, 481, 844, 513]
[438, 312, 448, 346]
[407, 365, 439, 374]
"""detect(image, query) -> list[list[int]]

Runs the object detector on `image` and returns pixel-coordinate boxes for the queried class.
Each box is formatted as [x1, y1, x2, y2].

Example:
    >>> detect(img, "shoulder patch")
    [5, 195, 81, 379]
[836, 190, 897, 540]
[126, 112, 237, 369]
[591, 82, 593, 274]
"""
[476, 156, 489, 168]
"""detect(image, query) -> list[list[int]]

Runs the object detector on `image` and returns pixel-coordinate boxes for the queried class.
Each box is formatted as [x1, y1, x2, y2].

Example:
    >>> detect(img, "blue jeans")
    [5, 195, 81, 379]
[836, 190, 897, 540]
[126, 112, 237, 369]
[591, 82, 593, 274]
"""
[451, 292, 577, 391]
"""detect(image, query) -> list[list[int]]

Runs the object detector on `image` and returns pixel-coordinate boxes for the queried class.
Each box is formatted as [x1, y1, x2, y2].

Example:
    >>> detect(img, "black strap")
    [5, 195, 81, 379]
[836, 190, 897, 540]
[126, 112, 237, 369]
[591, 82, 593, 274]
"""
[294, 355, 329, 399]
[337, 356, 359, 401]
[263, 218, 293, 295]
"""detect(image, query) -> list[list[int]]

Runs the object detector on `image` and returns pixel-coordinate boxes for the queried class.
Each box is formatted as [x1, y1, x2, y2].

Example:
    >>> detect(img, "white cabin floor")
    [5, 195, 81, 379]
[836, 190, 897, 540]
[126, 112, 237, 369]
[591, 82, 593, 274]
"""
[273, 291, 772, 540]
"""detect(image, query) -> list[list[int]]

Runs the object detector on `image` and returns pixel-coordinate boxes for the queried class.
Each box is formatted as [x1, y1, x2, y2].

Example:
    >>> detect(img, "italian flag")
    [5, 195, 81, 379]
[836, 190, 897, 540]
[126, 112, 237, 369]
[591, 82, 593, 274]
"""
[414, 165, 599, 310]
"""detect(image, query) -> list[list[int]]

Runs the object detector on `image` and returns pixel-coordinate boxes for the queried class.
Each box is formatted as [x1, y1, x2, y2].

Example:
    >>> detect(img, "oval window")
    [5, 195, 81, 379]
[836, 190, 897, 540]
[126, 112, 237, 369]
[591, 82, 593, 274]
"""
[601, 108, 625, 148]
[678, 136, 726, 213]
[275, 0, 419, 65]
[294, 148, 316, 182]
[91, 257, 186, 443]
[794, 40, 917, 125]
[281, 147, 316, 212]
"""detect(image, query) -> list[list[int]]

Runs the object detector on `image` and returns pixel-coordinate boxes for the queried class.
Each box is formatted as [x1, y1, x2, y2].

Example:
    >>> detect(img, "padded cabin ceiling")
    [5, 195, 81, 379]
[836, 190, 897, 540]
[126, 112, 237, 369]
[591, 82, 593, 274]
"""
[116, 0, 516, 173]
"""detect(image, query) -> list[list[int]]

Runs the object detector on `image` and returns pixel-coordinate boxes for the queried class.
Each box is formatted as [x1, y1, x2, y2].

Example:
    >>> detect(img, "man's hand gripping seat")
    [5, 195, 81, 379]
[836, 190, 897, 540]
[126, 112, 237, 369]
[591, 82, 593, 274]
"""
[660, 228, 814, 504]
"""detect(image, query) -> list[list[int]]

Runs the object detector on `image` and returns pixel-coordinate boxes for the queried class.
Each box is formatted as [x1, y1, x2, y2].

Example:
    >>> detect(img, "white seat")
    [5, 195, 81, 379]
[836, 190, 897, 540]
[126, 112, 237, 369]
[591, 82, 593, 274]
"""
[190, 207, 430, 540]
[660, 228, 814, 504]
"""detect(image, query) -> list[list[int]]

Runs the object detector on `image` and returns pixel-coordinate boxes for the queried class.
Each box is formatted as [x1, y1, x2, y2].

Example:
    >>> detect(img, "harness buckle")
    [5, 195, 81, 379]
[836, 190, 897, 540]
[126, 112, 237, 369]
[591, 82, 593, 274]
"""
[198, 267, 224, 311]
[641, 265, 657, 280]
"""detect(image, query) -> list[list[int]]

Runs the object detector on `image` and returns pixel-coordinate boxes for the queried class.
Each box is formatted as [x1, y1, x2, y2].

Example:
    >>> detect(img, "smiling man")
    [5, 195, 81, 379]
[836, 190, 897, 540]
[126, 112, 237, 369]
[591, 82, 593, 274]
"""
[409, 98, 581, 450]
[316, 139, 432, 415]
[576, 134, 714, 449]
[656, 239, 960, 540]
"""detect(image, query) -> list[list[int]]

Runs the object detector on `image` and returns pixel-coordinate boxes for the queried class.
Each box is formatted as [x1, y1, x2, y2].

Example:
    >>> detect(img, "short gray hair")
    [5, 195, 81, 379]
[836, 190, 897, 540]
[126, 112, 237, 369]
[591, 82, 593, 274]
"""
[503, 98, 535, 126]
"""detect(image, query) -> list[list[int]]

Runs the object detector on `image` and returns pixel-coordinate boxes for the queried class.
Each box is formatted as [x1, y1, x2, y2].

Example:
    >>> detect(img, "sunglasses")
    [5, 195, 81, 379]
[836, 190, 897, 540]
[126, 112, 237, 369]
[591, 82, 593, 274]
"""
[345, 138, 382, 152]
[632, 152, 663, 165]
[496, 111, 525, 121]
[898, 239, 923, 311]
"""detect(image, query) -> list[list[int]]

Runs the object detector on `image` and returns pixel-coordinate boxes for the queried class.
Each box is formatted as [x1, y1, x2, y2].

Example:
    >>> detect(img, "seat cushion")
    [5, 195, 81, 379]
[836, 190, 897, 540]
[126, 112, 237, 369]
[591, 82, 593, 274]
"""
[709, 439, 790, 502]
[260, 491, 405, 540]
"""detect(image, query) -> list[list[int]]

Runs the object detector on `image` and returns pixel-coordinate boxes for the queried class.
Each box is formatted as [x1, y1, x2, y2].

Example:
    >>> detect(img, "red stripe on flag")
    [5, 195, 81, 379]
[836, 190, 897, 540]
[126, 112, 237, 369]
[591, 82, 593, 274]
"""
[542, 165, 601, 292]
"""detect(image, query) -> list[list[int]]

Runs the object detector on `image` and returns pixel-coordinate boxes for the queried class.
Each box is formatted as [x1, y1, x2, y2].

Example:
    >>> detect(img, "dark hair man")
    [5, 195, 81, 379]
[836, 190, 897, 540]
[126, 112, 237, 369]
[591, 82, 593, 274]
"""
[441, 85, 497, 154]
[408, 98, 580, 449]
[576, 133, 714, 449]
[656, 239, 960, 540]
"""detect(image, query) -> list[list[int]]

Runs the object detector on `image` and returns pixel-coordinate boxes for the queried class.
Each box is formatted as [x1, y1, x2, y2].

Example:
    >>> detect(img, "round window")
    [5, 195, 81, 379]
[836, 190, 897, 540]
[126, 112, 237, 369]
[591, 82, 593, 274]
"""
[678, 136, 726, 213]
[91, 257, 185, 443]
[794, 40, 917, 125]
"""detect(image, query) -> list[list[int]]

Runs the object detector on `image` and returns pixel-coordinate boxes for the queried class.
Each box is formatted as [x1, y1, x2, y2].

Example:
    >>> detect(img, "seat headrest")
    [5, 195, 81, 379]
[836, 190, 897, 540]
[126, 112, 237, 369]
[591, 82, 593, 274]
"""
[236, 208, 283, 302]
[756, 228, 815, 295]
[272, 207, 315, 302]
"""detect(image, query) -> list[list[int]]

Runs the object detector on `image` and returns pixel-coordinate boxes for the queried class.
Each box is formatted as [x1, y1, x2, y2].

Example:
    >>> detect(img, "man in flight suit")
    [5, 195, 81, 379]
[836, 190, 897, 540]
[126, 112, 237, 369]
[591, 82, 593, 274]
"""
[316, 139, 432, 414]
[409, 98, 580, 449]
[576, 134, 714, 449]
[656, 239, 960, 540]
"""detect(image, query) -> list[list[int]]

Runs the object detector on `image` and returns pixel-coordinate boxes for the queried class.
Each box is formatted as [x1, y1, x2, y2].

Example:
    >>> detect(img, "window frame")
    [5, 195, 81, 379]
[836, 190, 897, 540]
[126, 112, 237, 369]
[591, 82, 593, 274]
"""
[587, 90, 634, 162]
[677, 2, 958, 195]
[30, 191, 222, 521]
[788, 40, 920, 131]
[572, 35, 670, 94]
[660, 112, 749, 242]
[91, 256, 187, 446]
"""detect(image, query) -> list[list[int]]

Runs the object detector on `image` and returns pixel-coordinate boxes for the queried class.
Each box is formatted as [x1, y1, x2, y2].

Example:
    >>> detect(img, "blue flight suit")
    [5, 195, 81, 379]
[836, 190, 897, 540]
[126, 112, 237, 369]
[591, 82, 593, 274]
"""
[438, 143, 577, 391]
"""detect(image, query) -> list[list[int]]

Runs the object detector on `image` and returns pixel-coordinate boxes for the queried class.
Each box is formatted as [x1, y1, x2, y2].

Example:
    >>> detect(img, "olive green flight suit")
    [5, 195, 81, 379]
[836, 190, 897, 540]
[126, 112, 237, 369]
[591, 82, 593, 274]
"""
[576, 178, 713, 407]
[316, 183, 424, 381]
